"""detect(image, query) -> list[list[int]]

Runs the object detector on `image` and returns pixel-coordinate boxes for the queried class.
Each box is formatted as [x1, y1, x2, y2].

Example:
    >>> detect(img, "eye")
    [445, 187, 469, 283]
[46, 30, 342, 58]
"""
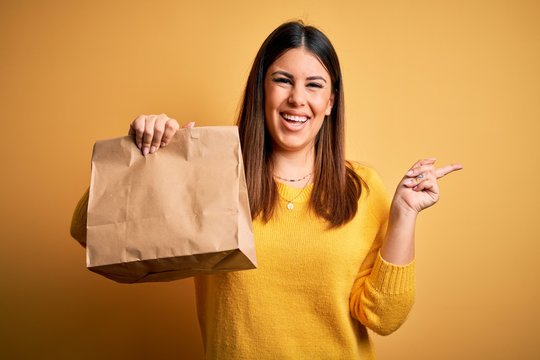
[307, 82, 324, 89]
[272, 77, 292, 85]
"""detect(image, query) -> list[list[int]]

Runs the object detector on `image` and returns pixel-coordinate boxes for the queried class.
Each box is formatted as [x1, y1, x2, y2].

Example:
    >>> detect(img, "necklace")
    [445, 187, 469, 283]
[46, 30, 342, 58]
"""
[278, 173, 312, 210]
[273, 172, 312, 183]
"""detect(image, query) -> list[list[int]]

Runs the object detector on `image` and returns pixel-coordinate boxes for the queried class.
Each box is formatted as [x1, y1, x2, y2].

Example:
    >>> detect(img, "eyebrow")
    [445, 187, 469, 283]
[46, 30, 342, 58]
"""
[271, 70, 327, 83]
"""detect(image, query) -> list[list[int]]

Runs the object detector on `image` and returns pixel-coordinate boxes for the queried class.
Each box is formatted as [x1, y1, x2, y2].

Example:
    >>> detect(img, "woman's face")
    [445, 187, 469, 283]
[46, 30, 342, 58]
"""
[264, 48, 334, 155]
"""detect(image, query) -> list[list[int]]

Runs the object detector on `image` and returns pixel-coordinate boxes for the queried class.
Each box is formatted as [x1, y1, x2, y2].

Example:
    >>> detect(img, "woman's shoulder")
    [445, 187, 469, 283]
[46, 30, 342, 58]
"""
[347, 161, 391, 216]
[347, 161, 386, 189]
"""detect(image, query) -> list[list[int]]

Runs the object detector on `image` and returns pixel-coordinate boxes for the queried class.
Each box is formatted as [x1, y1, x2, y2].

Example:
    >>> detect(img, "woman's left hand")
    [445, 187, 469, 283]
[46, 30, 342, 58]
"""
[392, 158, 463, 214]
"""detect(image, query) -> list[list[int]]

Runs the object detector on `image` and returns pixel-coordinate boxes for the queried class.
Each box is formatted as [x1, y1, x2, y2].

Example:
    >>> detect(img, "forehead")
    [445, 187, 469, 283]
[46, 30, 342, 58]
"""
[268, 48, 330, 78]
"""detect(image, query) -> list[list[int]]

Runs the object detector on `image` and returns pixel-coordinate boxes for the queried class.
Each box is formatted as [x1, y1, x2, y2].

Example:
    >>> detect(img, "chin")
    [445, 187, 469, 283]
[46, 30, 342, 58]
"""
[273, 136, 314, 153]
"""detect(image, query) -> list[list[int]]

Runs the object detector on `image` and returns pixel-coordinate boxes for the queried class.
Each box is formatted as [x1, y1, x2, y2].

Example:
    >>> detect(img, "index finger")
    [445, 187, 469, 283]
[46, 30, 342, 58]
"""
[435, 164, 464, 179]
[130, 115, 146, 149]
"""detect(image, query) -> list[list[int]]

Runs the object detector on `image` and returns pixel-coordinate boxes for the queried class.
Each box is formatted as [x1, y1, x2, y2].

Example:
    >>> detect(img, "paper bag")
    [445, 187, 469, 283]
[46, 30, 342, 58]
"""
[86, 126, 257, 283]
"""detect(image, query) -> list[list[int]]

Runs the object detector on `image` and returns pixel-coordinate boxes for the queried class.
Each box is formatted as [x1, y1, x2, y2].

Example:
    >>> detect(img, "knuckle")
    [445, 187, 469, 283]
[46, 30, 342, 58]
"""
[133, 124, 144, 133]
[165, 120, 179, 130]
[132, 117, 145, 128]
[156, 114, 168, 124]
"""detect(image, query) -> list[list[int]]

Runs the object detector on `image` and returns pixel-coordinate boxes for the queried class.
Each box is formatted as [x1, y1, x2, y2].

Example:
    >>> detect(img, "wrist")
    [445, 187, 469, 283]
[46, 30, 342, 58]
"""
[390, 201, 419, 221]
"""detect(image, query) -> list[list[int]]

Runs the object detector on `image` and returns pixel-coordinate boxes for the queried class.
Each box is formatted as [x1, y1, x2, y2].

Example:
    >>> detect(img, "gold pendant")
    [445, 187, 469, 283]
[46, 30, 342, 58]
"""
[287, 202, 294, 210]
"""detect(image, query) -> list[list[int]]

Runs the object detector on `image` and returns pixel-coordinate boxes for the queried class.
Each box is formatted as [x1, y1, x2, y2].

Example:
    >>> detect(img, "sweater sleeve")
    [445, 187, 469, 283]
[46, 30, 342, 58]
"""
[349, 167, 416, 336]
[70, 188, 89, 248]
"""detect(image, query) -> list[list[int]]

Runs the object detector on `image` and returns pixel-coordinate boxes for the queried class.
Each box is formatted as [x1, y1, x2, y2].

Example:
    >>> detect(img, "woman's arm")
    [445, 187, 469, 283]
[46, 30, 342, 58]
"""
[350, 159, 462, 335]
[381, 158, 463, 264]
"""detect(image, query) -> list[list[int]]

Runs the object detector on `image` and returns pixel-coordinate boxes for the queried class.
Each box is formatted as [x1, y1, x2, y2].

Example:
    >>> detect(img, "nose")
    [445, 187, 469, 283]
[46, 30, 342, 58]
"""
[288, 85, 306, 106]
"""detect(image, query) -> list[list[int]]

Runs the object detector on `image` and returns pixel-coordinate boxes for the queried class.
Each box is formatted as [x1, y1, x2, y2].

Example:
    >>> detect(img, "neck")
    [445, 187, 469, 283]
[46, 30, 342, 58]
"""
[272, 147, 315, 188]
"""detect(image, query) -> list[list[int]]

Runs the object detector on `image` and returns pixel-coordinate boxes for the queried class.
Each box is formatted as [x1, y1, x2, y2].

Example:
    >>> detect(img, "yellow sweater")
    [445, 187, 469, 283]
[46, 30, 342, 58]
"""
[71, 164, 415, 359]
[193, 164, 415, 359]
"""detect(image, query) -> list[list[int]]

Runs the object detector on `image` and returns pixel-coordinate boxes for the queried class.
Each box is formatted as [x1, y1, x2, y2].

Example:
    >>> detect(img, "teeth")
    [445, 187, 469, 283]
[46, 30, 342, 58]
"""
[282, 113, 308, 123]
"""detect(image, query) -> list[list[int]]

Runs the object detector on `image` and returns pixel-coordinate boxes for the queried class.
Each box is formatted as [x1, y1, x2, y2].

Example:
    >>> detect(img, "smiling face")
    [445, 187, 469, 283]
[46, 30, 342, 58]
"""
[264, 47, 335, 155]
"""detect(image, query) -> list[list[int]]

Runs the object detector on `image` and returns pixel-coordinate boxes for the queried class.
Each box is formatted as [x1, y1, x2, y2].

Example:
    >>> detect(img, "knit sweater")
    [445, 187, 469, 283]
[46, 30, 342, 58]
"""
[70, 164, 415, 359]
[193, 164, 415, 359]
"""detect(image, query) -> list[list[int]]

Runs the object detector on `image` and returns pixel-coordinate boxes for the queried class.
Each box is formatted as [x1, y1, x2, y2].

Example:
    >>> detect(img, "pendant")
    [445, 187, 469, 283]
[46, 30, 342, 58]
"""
[287, 202, 294, 210]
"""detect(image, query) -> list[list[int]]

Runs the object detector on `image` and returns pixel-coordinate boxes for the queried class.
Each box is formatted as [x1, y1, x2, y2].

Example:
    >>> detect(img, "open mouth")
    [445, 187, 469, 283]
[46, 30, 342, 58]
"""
[281, 113, 309, 123]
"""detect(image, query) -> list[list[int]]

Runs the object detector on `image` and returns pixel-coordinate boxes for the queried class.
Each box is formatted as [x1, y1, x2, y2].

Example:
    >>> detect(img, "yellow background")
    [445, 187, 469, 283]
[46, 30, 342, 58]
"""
[1, 0, 539, 359]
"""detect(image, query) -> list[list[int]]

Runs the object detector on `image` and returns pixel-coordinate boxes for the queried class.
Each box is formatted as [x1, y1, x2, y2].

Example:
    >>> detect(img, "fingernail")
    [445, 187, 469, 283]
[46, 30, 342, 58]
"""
[150, 146, 157, 154]
[137, 142, 142, 149]
[161, 142, 167, 147]
[143, 147, 149, 156]
[188, 122, 195, 128]
[407, 170, 414, 176]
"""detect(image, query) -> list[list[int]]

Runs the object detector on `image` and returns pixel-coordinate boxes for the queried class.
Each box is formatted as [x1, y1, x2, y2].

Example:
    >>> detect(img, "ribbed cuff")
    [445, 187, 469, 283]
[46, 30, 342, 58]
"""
[368, 251, 415, 295]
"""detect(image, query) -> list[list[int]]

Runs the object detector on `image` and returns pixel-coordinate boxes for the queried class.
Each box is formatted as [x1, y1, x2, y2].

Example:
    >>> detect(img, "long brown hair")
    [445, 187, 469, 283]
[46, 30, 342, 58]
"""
[237, 20, 362, 228]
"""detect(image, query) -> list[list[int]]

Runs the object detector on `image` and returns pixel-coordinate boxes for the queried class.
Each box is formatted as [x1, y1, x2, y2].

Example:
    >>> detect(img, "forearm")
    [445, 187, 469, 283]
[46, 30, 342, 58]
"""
[380, 206, 417, 265]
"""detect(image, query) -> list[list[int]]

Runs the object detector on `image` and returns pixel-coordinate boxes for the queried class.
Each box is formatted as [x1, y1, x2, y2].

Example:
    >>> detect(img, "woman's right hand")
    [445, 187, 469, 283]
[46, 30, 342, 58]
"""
[128, 114, 194, 156]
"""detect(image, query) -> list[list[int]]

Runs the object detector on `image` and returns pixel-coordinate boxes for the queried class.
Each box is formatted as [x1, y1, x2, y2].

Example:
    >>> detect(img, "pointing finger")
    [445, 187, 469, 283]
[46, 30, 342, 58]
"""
[435, 164, 464, 179]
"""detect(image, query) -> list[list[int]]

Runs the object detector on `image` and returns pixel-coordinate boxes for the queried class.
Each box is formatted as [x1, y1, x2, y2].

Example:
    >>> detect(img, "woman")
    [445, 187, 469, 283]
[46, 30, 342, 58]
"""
[73, 21, 462, 359]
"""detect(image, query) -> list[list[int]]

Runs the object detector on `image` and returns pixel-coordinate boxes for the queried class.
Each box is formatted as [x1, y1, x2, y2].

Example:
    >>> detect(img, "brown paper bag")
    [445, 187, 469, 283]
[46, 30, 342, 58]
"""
[86, 126, 257, 283]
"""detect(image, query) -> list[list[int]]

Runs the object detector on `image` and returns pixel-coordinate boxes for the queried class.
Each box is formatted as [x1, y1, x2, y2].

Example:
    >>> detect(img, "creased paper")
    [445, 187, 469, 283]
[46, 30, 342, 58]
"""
[86, 126, 257, 283]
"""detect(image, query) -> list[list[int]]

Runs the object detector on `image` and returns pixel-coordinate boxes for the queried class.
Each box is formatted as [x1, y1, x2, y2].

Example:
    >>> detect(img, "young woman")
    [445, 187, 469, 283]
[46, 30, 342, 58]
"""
[72, 21, 462, 359]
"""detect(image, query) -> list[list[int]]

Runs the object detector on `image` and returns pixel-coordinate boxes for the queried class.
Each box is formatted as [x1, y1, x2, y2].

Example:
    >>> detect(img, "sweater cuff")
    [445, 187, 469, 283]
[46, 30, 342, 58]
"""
[367, 251, 415, 295]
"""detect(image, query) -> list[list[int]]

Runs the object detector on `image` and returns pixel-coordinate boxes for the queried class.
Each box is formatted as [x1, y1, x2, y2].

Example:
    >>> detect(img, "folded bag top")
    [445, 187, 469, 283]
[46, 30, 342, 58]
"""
[86, 126, 256, 283]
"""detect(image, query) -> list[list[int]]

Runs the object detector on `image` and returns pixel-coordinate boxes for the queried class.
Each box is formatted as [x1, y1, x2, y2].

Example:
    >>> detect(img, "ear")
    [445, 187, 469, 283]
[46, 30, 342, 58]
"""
[325, 93, 335, 116]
